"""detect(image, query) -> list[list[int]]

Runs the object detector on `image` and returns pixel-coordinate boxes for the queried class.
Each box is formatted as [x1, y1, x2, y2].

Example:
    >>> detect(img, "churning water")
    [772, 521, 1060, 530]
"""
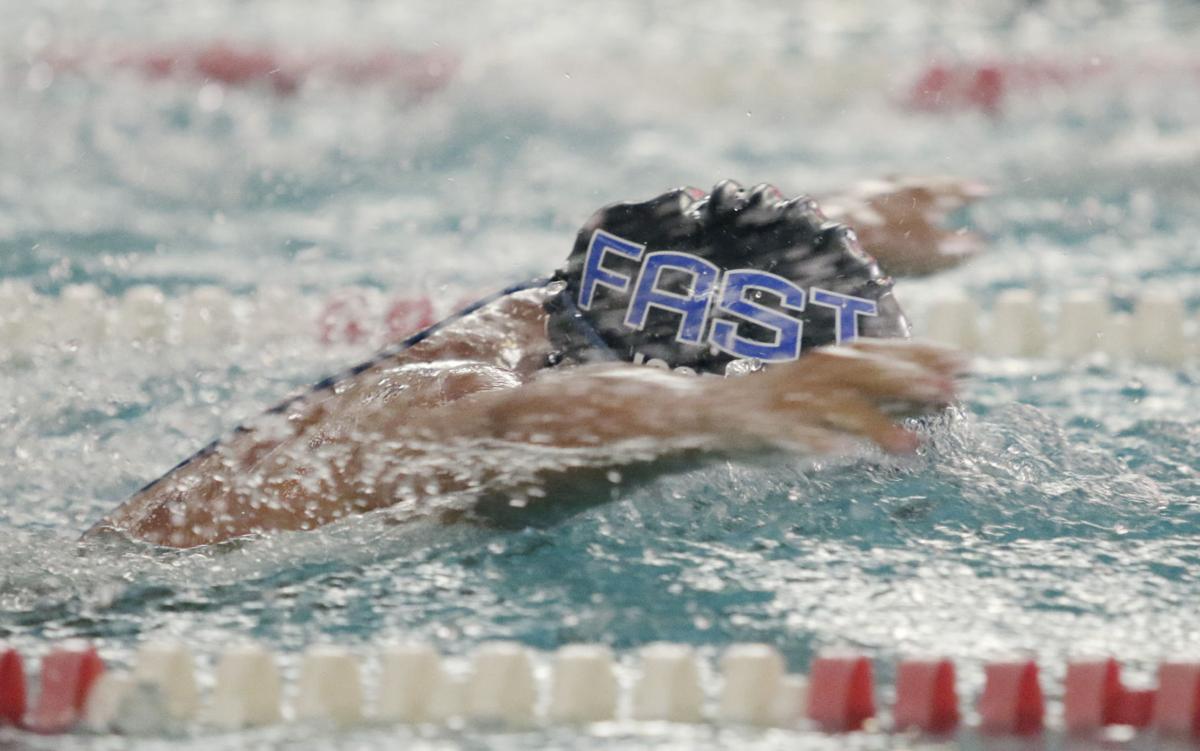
[2, 0, 1199, 748]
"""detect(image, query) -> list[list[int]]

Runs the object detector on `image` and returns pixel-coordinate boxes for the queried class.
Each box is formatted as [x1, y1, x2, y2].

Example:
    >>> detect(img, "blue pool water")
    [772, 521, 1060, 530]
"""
[2, 0, 1199, 747]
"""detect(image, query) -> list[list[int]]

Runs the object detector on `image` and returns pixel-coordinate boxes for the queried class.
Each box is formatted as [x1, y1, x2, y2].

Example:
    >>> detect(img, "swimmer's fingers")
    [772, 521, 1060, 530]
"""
[841, 339, 968, 380]
[838, 176, 988, 277]
[771, 343, 960, 414]
[823, 392, 922, 453]
[875, 176, 990, 213]
[777, 390, 920, 455]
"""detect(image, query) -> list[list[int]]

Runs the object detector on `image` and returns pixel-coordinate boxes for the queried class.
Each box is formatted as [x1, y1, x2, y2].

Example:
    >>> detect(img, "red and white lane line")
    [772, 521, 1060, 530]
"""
[0, 281, 457, 355]
[919, 288, 1198, 367]
[904, 56, 1200, 116]
[1, 281, 1195, 366]
[1, 641, 1197, 739]
[33, 42, 458, 99]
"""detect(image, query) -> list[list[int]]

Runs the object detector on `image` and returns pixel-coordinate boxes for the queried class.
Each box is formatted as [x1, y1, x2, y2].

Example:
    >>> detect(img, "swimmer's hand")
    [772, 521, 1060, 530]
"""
[711, 339, 962, 455]
[822, 177, 988, 277]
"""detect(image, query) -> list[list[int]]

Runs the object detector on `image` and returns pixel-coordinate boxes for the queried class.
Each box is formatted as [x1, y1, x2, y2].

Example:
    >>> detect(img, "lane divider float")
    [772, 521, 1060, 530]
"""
[920, 288, 1198, 366]
[0, 281, 449, 355]
[2, 280, 1196, 368]
[3, 640, 1200, 740]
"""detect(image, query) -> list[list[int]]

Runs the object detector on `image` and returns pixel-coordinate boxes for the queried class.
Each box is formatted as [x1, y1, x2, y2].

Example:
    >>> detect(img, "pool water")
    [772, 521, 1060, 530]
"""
[2, 0, 1199, 748]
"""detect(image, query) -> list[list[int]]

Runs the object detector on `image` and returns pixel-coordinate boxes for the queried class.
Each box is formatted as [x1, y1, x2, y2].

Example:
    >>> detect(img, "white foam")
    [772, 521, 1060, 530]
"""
[718, 643, 784, 725]
[549, 644, 618, 723]
[631, 643, 703, 723]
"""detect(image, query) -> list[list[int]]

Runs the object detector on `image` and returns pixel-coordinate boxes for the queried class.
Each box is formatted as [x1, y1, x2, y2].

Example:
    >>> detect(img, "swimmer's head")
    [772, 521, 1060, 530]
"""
[546, 180, 910, 374]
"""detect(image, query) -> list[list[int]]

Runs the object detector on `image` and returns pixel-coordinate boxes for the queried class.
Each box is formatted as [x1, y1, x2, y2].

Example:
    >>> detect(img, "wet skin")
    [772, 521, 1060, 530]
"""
[87, 179, 978, 549]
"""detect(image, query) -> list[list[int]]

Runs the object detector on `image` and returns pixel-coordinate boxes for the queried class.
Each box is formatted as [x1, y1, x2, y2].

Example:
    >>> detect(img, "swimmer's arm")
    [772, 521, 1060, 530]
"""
[389, 340, 960, 524]
[821, 177, 988, 277]
[89, 341, 959, 548]
[402, 339, 961, 456]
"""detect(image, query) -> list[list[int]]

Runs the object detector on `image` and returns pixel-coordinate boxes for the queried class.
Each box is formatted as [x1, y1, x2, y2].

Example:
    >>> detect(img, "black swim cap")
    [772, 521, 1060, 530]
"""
[546, 180, 909, 374]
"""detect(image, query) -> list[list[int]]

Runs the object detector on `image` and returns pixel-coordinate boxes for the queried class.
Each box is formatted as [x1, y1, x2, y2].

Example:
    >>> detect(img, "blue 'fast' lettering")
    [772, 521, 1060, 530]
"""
[809, 288, 878, 343]
[624, 251, 720, 344]
[577, 230, 645, 310]
[709, 270, 806, 361]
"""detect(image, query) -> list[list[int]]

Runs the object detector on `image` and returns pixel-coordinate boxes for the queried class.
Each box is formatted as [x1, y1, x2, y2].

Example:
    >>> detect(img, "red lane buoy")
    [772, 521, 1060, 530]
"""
[41, 42, 458, 100]
[1153, 662, 1200, 737]
[977, 660, 1044, 735]
[384, 297, 436, 340]
[192, 42, 301, 95]
[806, 654, 875, 732]
[1064, 658, 1155, 733]
[909, 62, 1007, 115]
[318, 291, 372, 345]
[1113, 688, 1154, 728]
[1064, 658, 1121, 733]
[893, 658, 958, 734]
[0, 648, 26, 726]
[26, 644, 105, 734]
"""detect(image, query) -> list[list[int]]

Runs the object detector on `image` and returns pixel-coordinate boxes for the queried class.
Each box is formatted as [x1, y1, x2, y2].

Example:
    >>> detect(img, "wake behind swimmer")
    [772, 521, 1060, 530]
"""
[87, 179, 977, 548]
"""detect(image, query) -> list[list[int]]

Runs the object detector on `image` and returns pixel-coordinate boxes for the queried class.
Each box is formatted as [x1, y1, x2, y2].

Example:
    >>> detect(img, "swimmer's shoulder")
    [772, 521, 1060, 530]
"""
[376, 284, 555, 372]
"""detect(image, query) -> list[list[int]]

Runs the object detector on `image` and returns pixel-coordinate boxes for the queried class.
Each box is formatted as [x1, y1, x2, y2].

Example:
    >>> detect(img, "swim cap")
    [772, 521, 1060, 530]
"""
[546, 180, 910, 374]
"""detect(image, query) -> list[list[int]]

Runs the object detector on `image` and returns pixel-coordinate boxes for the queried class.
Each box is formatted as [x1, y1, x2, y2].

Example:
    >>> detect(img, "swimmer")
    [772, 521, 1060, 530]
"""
[87, 179, 978, 548]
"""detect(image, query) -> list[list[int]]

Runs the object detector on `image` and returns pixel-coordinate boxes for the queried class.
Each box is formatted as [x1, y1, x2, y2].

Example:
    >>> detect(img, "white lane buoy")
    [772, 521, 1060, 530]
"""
[84, 670, 135, 731]
[631, 643, 703, 723]
[252, 285, 310, 340]
[117, 285, 169, 342]
[984, 288, 1046, 358]
[208, 644, 283, 729]
[1101, 313, 1135, 361]
[718, 643, 785, 725]
[770, 674, 809, 727]
[295, 646, 363, 726]
[1053, 292, 1108, 359]
[114, 681, 173, 736]
[0, 279, 47, 350]
[922, 292, 980, 352]
[58, 283, 110, 343]
[549, 645, 618, 723]
[85, 670, 173, 736]
[1132, 290, 1188, 367]
[178, 285, 238, 343]
[427, 666, 468, 723]
[132, 641, 199, 721]
[465, 641, 537, 726]
[376, 643, 442, 723]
